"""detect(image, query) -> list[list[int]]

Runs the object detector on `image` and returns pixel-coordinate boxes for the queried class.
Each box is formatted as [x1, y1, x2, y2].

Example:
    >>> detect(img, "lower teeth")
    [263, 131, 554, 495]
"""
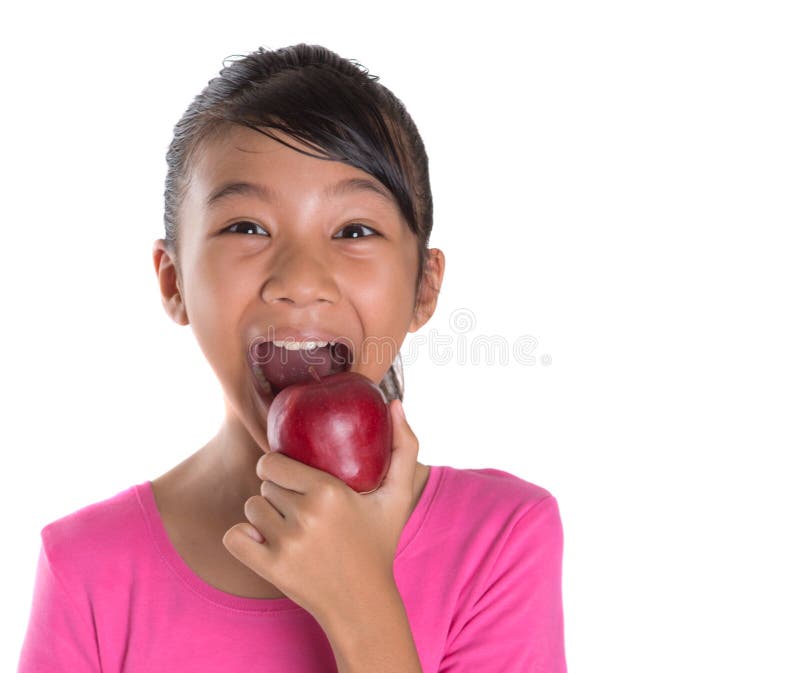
[252, 366, 273, 394]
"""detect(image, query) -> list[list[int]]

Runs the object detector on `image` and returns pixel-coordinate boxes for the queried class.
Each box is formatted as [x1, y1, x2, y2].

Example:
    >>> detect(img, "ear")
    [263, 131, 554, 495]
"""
[152, 239, 189, 326]
[409, 248, 445, 333]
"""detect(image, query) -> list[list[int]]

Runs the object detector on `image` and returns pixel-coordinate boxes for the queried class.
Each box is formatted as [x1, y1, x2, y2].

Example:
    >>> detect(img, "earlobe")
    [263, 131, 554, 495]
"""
[152, 239, 189, 326]
[409, 248, 445, 333]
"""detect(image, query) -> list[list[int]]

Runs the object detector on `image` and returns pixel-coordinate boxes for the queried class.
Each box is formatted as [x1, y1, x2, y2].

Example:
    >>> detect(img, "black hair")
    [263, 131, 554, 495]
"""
[163, 43, 435, 401]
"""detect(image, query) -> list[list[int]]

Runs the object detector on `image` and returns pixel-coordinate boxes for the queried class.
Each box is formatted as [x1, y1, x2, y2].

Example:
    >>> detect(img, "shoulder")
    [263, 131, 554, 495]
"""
[427, 468, 567, 671]
[436, 464, 556, 520]
[413, 465, 563, 613]
[40, 482, 146, 570]
[422, 464, 561, 561]
[442, 464, 554, 498]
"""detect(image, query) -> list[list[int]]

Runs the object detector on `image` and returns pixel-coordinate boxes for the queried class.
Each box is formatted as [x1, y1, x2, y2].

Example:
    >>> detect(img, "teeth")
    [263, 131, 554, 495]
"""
[272, 339, 334, 350]
[252, 365, 272, 394]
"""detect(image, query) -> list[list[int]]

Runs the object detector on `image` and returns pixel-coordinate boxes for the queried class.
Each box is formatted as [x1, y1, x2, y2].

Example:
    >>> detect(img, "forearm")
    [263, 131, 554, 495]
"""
[319, 582, 423, 673]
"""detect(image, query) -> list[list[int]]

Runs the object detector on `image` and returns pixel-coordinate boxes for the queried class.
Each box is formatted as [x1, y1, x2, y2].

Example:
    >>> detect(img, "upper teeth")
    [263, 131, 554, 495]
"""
[272, 340, 333, 351]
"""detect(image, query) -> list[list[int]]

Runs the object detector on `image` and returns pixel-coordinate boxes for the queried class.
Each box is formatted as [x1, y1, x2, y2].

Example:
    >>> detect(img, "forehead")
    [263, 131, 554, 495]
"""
[187, 124, 391, 208]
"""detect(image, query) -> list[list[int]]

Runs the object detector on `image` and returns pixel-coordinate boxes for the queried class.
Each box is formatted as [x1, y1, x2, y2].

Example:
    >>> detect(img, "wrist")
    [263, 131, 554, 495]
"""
[317, 573, 401, 635]
[319, 583, 421, 673]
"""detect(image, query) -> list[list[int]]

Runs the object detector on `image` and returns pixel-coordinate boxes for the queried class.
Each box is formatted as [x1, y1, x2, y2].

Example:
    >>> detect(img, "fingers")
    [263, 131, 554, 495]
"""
[222, 517, 271, 565]
[222, 485, 298, 577]
[257, 450, 324, 494]
[259, 480, 302, 519]
[224, 490, 286, 554]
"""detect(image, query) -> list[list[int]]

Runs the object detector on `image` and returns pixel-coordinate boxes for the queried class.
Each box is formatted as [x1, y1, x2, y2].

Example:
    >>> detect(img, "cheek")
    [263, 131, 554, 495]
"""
[345, 255, 416, 318]
[192, 248, 256, 308]
[341, 256, 417, 375]
[183, 256, 251, 384]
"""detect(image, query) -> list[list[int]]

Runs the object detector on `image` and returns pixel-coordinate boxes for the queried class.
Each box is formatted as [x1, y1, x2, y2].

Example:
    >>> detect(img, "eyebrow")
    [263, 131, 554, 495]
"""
[205, 176, 395, 209]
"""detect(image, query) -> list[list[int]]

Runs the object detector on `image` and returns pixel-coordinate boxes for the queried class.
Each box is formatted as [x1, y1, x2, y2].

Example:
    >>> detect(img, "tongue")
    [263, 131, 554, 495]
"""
[253, 342, 350, 393]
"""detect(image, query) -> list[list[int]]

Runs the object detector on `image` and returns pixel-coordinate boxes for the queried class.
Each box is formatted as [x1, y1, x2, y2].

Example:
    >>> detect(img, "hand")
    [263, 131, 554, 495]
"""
[222, 399, 419, 624]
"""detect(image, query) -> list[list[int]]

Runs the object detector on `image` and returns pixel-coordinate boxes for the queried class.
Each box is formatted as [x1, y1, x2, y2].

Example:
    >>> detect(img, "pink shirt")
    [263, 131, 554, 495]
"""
[18, 465, 567, 672]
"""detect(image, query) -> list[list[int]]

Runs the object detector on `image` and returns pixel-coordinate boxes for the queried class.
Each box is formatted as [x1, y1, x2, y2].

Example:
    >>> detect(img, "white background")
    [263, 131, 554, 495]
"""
[2, 1, 798, 671]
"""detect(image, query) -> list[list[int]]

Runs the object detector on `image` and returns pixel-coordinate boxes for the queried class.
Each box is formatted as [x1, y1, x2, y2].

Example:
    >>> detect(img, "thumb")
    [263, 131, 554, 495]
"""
[380, 399, 419, 493]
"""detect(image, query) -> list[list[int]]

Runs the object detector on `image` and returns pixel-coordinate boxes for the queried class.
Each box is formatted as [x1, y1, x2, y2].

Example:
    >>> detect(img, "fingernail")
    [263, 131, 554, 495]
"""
[245, 526, 265, 543]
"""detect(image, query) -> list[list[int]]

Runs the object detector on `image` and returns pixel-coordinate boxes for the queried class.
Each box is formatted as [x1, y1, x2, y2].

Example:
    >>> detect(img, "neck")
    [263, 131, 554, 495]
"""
[187, 398, 265, 523]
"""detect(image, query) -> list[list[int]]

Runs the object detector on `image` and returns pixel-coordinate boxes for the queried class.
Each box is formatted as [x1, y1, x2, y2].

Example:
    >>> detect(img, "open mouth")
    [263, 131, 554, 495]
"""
[249, 339, 353, 397]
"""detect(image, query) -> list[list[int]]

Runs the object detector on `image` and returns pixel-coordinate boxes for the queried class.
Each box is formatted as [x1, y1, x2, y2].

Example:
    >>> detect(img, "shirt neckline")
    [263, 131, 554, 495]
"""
[134, 464, 445, 612]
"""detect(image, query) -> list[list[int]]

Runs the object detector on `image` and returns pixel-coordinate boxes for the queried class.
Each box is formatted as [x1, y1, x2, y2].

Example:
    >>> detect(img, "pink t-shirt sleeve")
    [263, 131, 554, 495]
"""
[438, 495, 566, 673]
[18, 538, 101, 673]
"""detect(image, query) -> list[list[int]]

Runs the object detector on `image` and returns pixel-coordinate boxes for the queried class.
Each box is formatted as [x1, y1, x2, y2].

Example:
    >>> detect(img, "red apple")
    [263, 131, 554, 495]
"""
[266, 368, 393, 494]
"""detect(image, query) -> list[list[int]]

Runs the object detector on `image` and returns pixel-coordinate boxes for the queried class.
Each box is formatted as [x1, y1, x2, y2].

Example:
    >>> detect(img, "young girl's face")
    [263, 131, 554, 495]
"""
[154, 124, 441, 450]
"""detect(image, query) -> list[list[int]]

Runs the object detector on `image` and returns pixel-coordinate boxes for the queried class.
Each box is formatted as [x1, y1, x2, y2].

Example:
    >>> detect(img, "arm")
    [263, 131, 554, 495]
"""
[17, 538, 102, 673]
[318, 579, 423, 673]
[439, 496, 567, 673]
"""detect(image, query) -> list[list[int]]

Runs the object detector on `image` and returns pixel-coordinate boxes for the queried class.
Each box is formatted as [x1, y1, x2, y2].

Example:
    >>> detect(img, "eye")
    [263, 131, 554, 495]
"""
[334, 223, 379, 240]
[223, 221, 269, 236]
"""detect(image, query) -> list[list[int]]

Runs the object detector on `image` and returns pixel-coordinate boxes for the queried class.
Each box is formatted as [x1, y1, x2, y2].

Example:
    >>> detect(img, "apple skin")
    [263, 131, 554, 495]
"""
[266, 371, 393, 494]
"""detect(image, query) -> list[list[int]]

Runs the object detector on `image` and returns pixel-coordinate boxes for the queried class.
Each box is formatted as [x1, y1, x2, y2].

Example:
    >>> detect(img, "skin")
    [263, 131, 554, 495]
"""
[151, 125, 445, 598]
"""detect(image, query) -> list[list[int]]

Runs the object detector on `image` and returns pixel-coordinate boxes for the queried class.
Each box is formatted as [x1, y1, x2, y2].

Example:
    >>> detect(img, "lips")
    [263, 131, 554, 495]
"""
[257, 326, 354, 346]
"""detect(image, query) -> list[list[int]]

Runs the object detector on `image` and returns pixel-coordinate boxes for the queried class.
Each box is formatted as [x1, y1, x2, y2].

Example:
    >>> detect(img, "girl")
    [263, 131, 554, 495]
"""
[18, 43, 567, 673]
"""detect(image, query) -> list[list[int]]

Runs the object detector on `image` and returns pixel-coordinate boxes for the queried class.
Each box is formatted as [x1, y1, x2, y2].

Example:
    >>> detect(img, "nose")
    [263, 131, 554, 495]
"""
[261, 242, 340, 307]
